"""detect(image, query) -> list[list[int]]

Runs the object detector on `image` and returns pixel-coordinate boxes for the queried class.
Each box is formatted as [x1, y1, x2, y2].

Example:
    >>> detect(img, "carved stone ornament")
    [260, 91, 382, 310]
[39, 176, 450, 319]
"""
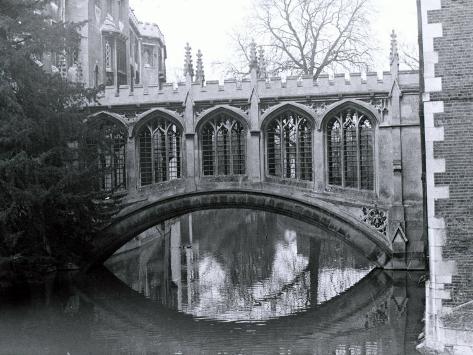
[361, 206, 387, 235]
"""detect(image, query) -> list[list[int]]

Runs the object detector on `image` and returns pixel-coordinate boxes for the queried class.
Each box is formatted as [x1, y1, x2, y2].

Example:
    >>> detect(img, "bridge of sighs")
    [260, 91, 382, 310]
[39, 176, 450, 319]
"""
[86, 41, 424, 270]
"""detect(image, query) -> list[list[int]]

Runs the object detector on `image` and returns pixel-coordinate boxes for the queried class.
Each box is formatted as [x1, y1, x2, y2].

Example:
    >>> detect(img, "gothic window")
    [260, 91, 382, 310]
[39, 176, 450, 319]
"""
[137, 116, 182, 186]
[116, 39, 127, 85]
[266, 110, 313, 181]
[326, 107, 375, 190]
[200, 114, 246, 176]
[88, 119, 127, 191]
[104, 37, 114, 86]
[143, 45, 155, 68]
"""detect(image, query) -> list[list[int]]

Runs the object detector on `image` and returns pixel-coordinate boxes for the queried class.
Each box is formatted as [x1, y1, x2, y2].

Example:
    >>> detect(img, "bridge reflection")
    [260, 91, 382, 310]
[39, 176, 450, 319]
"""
[0, 266, 424, 354]
[106, 210, 375, 321]
[71, 267, 422, 354]
[0, 210, 424, 354]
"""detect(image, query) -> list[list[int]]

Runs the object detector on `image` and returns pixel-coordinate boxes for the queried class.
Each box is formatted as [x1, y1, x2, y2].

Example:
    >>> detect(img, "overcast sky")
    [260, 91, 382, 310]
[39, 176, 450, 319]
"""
[130, 0, 418, 82]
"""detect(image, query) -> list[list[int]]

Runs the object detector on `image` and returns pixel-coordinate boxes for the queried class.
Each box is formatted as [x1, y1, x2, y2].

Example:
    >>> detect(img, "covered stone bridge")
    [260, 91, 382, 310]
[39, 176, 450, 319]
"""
[87, 39, 424, 270]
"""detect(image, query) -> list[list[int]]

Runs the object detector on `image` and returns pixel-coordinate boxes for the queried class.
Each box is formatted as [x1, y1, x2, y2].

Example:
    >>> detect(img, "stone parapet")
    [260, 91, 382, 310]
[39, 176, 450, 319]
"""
[96, 71, 419, 107]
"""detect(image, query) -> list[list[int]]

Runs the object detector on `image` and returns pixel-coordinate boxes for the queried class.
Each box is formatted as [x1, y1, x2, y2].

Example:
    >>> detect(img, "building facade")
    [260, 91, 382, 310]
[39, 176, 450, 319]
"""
[44, 0, 166, 89]
[419, 0, 473, 352]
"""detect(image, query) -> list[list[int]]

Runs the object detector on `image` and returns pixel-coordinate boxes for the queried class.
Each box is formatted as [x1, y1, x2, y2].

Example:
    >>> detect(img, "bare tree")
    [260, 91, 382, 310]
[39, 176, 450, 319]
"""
[229, 0, 374, 78]
[399, 41, 419, 70]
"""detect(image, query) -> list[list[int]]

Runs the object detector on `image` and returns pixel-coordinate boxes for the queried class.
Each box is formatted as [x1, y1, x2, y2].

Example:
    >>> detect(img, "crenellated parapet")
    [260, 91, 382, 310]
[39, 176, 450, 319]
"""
[97, 70, 419, 107]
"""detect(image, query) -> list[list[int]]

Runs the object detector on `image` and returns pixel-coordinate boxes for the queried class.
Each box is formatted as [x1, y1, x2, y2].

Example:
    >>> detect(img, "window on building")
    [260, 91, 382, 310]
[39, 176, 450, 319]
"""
[326, 107, 374, 190]
[88, 119, 127, 191]
[266, 110, 312, 181]
[138, 116, 182, 186]
[201, 114, 246, 176]
[104, 37, 114, 85]
[116, 38, 127, 85]
[95, 0, 101, 9]
[129, 32, 140, 84]
[107, 0, 113, 15]
[143, 45, 155, 68]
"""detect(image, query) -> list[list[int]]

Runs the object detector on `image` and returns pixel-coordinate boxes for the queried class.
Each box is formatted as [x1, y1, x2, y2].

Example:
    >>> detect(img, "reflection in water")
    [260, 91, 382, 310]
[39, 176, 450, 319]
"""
[106, 209, 374, 322]
[0, 209, 425, 354]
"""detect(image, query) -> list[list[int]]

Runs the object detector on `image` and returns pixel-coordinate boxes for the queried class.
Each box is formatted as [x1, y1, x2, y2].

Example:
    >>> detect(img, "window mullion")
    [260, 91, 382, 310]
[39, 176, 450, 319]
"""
[340, 116, 345, 188]
[356, 119, 361, 190]
[213, 122, 218, 176]
[151, 129, 156, 184]
[296, 119, 300, 180]
[165, 128, 170, 181]
[228, 128, 234, 175]
[279, 120, 286, 178]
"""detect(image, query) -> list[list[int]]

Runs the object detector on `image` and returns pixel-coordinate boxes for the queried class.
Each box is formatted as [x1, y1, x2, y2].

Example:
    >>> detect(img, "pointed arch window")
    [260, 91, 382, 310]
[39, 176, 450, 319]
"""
[326, 107, 374, 190]
[137, 116, 182, 186]
[200, 114, 246, 176]
[266, 110, 313, 181]
[87, 118, 127, 192]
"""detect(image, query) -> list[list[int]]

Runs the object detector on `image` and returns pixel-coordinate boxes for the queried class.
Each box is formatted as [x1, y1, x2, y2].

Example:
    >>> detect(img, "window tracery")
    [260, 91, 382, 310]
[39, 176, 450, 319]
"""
[88, 119, 127, 191]
[200, 114, 246, 176]
[137, 117, 182, 186]
[326, 107, 374, 191]
[266, 110, 312, 181]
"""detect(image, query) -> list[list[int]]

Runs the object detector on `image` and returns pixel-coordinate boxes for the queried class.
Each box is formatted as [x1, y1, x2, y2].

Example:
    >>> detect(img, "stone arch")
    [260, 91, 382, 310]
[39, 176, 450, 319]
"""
[318, 99, 381, 131]
[195, 105, 250, 132]
[88, 190, 392, 269]
[260, 102, 317, 131]
[132, 107, 184, 138]
[87, 111, 129, 132]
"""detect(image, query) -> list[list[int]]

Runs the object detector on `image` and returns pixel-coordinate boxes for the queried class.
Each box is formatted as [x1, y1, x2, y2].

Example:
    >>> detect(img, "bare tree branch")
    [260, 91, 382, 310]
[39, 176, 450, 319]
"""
[229, 0, 374, 78]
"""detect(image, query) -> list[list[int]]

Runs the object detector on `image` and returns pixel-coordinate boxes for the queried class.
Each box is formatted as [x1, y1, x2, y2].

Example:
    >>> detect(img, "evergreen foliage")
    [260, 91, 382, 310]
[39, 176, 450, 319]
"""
[0, 0, 103, 266]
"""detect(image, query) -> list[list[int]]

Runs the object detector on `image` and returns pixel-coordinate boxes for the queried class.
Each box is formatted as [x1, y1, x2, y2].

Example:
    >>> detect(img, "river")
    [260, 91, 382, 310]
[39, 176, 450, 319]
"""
[0, 209, 424, 354]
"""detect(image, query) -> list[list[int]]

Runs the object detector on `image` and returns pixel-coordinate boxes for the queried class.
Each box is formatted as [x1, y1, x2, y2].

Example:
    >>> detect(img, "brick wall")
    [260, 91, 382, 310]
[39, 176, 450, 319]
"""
[426, 0, 473, 307]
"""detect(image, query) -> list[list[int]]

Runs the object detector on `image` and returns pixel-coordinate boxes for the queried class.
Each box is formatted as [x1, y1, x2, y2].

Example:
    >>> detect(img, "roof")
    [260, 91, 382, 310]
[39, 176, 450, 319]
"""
[137, 22, 165, 43]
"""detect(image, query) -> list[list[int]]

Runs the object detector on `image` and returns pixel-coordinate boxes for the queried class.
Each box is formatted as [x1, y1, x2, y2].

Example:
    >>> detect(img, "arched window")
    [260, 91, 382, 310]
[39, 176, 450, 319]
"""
[200, 114, 246, 176]
[137, 116, 182, 186]
[88, 118, 127, 192]
[326, 107, 375, 190]
[266, 110, 313, 181]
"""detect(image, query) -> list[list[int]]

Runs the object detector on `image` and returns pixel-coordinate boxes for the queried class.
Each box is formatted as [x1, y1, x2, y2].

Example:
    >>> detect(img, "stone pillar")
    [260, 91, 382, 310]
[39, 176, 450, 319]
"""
[248, 41, 262, 183]
[313, 129, 325, 191]
[126, 128, 138, 194]
[183, 45, 196, 191]
[388, 31, 407, 268]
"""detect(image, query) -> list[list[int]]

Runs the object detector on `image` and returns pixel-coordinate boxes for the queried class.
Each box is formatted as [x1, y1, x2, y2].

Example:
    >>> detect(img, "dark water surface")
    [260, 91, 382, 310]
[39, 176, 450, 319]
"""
[0, 209, 424, 354]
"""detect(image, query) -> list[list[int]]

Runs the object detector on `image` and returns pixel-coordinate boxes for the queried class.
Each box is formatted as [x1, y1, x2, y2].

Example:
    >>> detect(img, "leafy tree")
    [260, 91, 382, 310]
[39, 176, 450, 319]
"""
[0, 0, 103, 268]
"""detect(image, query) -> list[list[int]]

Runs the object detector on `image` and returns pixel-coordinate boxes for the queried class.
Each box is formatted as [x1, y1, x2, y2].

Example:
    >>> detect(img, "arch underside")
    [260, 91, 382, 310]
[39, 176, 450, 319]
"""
[88, 190, 392, 270]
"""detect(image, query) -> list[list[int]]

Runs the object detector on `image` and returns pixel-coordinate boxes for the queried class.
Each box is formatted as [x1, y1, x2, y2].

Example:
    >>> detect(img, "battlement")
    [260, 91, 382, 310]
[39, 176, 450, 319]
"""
[96, 70, 419, 107]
